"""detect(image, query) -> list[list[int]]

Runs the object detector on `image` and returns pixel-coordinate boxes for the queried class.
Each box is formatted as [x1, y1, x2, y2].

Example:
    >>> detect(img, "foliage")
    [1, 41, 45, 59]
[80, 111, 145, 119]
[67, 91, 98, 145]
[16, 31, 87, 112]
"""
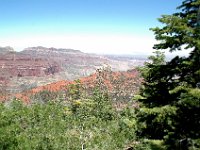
[0, 67, 167, 150]
[31, 90, 59, 103]
[0, 86, 144, 150]
[136, 0, 200, 149]
[67, 79, 83, 100]
[3, 1, 200, 149]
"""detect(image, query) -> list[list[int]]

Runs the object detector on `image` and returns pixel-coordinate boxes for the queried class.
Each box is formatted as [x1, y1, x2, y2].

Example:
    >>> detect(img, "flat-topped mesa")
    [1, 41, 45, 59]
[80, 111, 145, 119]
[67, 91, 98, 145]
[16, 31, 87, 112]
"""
[22, 46, 82, 54]
[0, 46, 15, 53]
[0, 45, 145, 95]
[55, 48, 82, 53]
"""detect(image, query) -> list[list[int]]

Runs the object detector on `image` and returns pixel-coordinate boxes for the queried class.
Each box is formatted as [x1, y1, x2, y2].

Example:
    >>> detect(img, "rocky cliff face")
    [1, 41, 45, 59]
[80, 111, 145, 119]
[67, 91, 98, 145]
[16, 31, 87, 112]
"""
[8, 69, 142, 103]
[0, 46, 146, 94]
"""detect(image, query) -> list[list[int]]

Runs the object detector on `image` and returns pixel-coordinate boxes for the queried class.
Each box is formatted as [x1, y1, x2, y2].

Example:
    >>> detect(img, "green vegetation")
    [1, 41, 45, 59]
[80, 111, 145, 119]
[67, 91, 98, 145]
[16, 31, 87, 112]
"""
[0, 0, 200, 149]
[0, 91, 140, 149]
[136, 0, 200, 149]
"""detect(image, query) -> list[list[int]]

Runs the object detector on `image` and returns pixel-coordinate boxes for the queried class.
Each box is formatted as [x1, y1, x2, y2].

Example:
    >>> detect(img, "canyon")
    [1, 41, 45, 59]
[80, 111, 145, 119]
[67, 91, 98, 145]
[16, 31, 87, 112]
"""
[0, 46, 146, 97]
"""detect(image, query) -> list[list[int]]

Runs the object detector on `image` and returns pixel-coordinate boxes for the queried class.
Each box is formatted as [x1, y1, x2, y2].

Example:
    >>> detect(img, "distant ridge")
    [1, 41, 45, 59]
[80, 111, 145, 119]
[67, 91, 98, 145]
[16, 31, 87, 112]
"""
[0, 46, 146, 95]
[22, 46, 82, 54]
[0, 46, 14, 53]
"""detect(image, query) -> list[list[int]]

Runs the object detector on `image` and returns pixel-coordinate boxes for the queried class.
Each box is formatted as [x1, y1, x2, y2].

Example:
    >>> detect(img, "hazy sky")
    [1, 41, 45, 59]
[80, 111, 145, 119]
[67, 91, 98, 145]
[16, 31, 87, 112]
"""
[0, 0, 183, 55]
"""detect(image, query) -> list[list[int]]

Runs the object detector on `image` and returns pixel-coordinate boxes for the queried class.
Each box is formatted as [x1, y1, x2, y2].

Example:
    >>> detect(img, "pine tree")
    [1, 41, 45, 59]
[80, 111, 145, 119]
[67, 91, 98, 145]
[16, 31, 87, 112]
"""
[137, 0, 200, 149]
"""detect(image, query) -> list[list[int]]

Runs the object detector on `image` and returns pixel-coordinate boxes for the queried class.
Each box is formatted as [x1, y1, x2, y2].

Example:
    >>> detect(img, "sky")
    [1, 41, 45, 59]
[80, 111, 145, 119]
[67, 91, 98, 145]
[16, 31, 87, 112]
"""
[0, 0, 184, 55]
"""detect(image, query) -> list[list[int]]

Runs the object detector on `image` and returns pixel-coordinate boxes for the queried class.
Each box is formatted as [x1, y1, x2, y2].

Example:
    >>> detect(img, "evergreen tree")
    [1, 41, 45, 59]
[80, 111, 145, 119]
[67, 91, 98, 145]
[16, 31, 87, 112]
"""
[137, 0, 200, 149]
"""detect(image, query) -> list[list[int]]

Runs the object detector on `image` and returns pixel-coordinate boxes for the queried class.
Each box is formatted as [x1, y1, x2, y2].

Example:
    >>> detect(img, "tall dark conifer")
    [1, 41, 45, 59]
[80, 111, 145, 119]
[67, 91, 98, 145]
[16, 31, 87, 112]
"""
[137, 0, 200, 149]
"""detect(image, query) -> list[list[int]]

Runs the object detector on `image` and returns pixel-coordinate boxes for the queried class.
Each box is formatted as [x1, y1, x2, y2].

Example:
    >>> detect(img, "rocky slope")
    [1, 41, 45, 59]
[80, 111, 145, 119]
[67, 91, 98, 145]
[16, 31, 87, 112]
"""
[4, 69, 141, 103]
[0, 46, 146, 94]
